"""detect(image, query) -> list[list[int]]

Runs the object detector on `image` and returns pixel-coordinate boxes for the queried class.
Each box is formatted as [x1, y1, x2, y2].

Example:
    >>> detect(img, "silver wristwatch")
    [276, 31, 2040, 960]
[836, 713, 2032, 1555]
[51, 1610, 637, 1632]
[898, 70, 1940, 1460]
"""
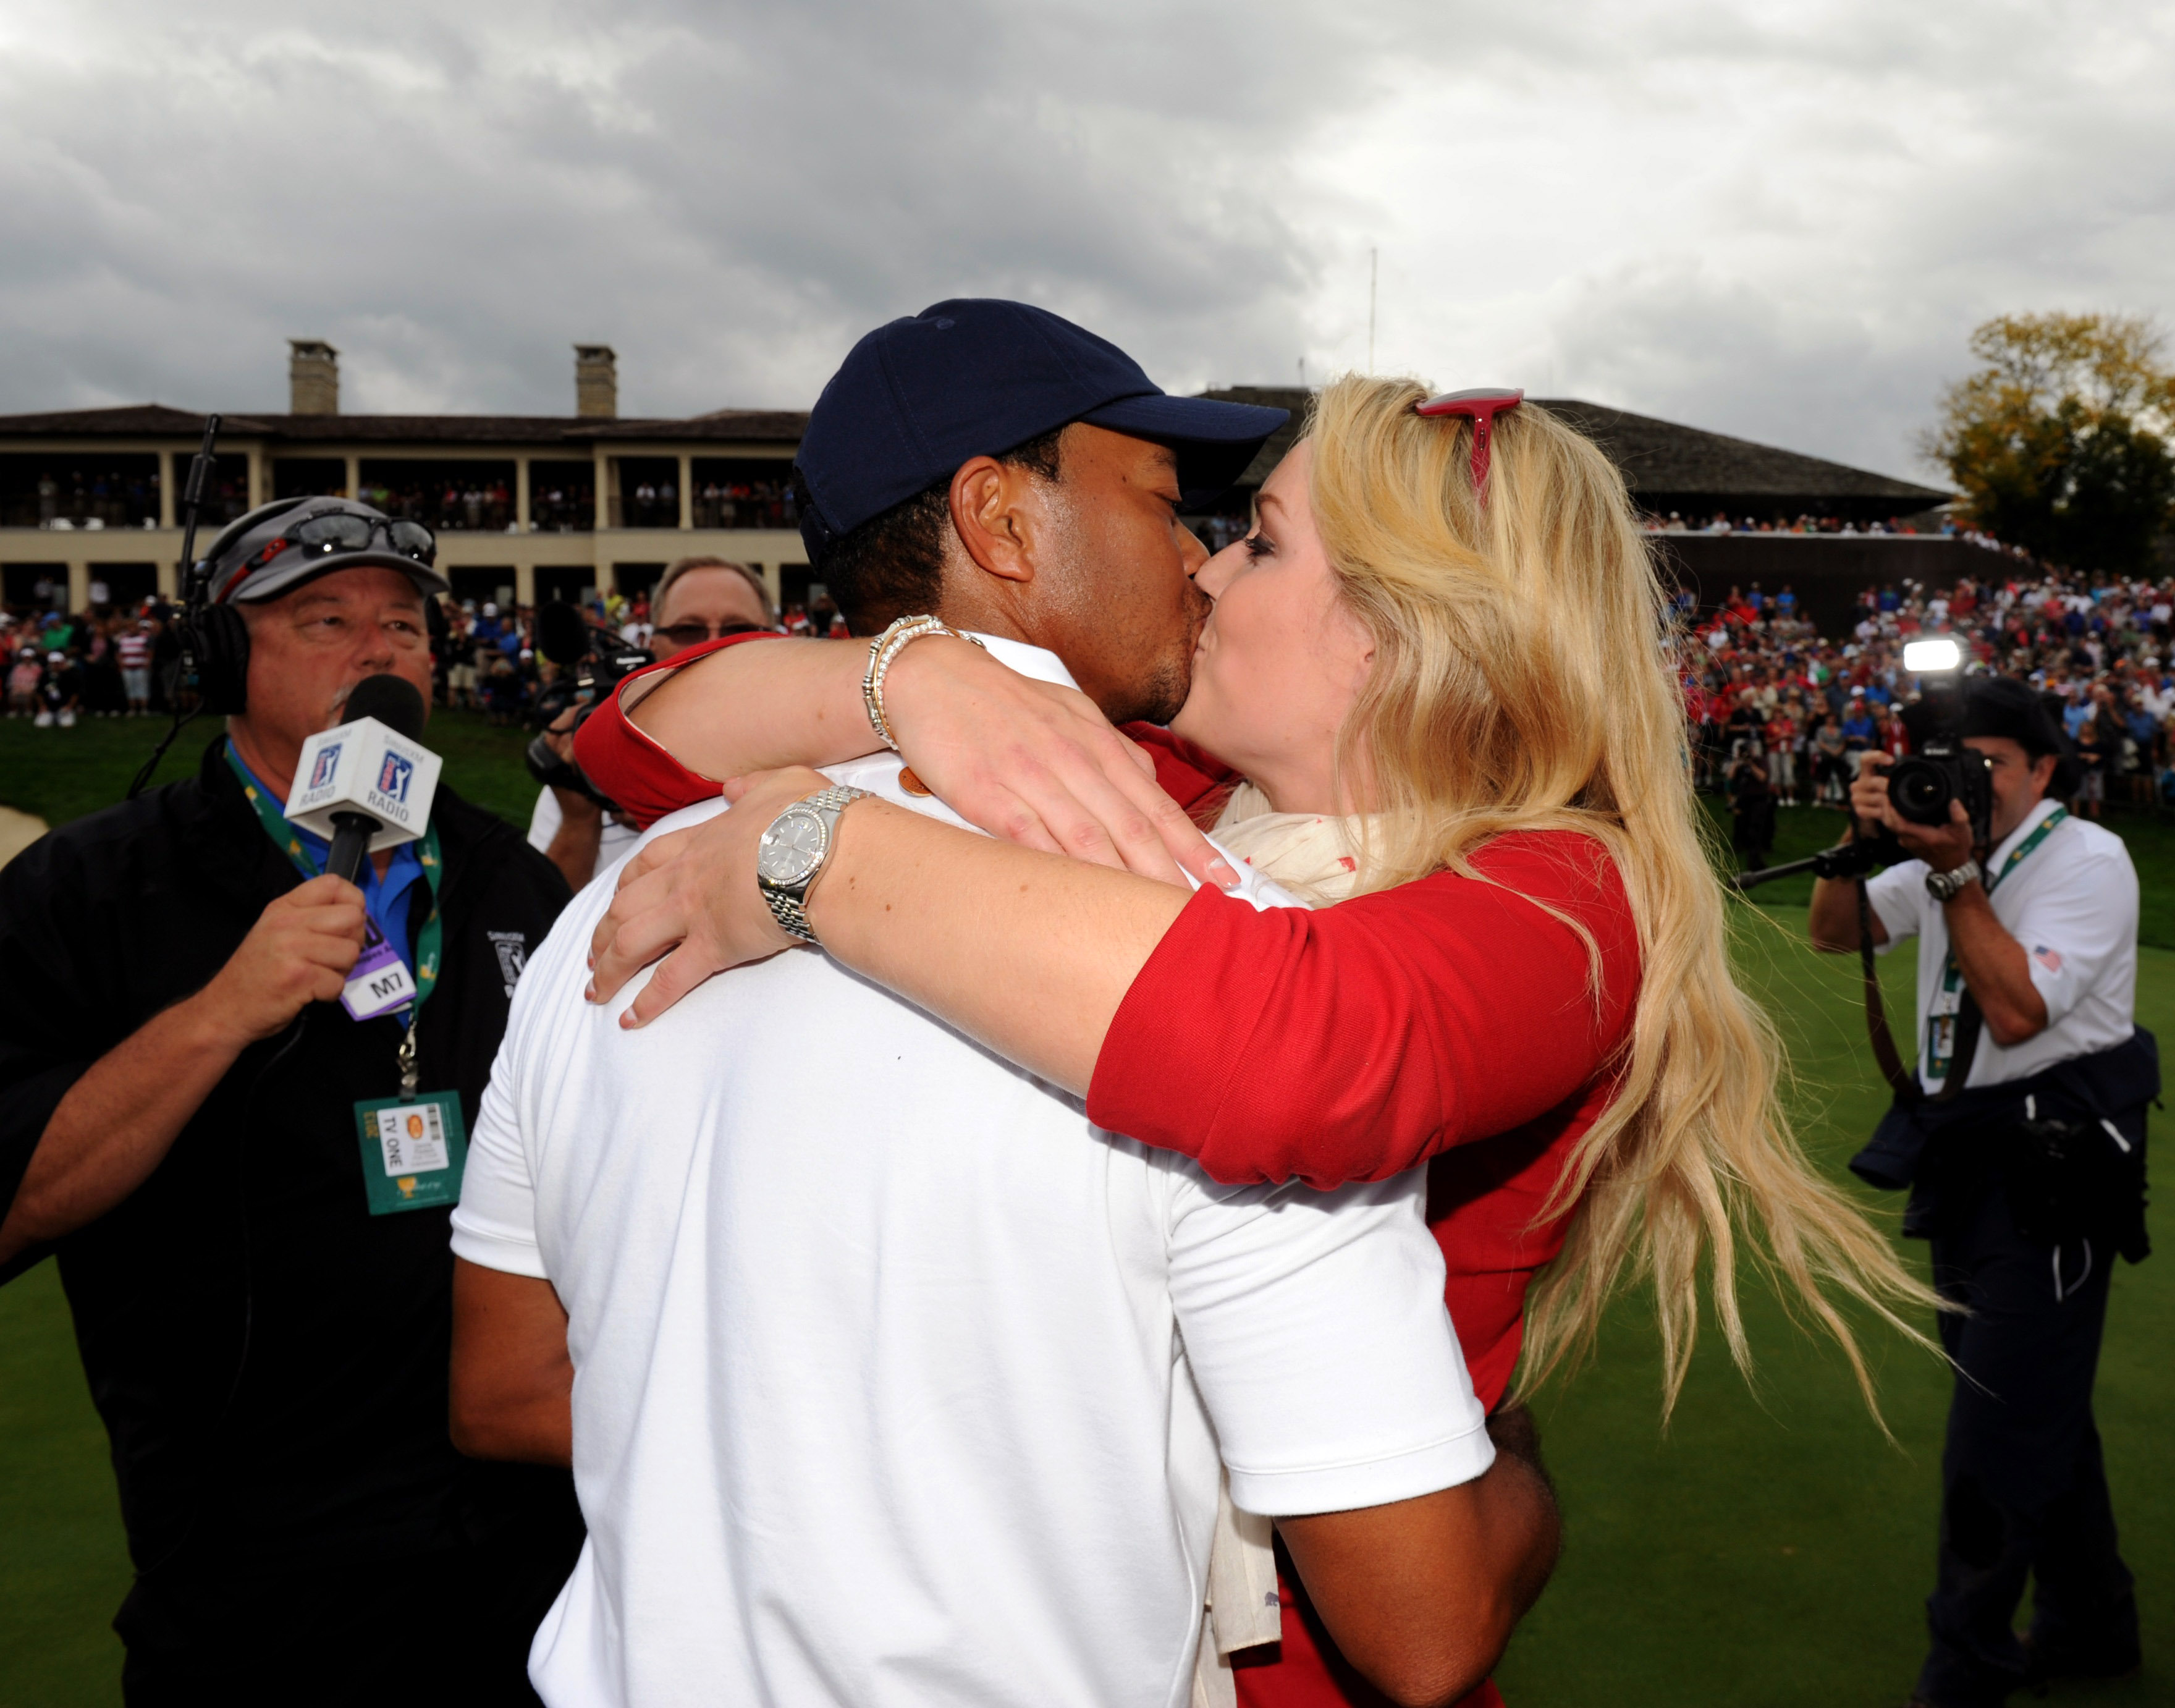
[755, 785, 874, 944]
[1925, 858, 1982, 903]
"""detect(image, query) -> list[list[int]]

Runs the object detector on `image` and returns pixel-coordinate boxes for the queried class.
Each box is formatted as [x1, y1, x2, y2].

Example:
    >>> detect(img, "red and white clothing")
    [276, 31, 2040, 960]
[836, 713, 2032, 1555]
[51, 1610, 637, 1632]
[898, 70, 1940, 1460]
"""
[573, 635, 1644, 1708]
[476, 638, 1494, 1707]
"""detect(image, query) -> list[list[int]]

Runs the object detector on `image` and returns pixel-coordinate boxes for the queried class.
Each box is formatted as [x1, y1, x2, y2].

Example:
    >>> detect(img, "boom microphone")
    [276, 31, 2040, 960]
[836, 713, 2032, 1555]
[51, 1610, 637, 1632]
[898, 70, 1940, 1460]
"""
[285, 674, 441, 884]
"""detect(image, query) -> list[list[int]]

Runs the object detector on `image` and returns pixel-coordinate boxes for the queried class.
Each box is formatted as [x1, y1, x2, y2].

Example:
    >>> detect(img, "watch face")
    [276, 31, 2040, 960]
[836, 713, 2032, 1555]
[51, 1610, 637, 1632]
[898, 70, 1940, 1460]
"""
[757, 808, 826, 886]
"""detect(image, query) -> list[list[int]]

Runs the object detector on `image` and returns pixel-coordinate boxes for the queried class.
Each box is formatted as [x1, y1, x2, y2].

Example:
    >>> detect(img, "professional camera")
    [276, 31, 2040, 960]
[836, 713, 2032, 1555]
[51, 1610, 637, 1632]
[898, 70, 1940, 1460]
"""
[1883, 638, 1993, 843]
[523, 601, 653, 808]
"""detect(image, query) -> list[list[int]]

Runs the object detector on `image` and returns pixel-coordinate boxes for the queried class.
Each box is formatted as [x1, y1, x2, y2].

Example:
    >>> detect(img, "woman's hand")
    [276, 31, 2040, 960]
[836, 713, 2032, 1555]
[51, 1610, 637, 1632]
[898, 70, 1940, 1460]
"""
[882, 636, 1230, 889]
[586, 767, 825, 1026]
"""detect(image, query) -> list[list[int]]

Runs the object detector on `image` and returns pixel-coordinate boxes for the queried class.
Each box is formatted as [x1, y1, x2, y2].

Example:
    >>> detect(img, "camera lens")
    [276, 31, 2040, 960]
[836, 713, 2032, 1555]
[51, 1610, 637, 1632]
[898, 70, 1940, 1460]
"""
[1887, 757, 1954, 826]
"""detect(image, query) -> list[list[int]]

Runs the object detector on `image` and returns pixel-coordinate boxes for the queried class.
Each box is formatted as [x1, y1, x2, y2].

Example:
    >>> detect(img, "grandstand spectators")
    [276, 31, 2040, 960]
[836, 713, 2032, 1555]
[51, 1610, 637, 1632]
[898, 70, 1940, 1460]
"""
[1677, 557, 2175, 811]
[6, 538, 2175, 822]
[357, 474, 515, 531]
[691, 475, 797, 529]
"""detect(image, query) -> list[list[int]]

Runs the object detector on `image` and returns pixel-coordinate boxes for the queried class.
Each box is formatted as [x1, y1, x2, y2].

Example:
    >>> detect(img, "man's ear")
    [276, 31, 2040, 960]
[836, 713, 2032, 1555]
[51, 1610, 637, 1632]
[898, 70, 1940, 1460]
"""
[947, 457, 1044, 587]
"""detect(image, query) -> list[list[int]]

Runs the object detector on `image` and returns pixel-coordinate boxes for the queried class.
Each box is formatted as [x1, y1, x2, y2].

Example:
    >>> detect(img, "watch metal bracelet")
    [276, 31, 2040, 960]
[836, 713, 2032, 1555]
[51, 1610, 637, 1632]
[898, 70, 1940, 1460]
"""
[757, 784, 874, 945]
[1925, 857, 1982, 903]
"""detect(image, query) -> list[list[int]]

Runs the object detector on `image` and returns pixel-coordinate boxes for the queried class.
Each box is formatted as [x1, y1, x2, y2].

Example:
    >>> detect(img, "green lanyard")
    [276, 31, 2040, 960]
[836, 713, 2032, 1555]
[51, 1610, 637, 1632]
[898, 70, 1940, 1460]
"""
[1926, 806, 2066, 1081]
[226, 745, 445, 1023]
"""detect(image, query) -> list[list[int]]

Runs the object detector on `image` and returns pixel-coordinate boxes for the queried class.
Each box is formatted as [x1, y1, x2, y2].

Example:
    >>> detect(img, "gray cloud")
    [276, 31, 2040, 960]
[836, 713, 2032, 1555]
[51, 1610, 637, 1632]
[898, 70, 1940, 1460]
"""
[1, 0, 2169, 483]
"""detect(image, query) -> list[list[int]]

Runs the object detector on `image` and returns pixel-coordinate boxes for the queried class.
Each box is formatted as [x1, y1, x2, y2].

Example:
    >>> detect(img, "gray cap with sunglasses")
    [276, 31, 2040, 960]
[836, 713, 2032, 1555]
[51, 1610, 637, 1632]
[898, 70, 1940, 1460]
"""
[200, 496, 450, 605]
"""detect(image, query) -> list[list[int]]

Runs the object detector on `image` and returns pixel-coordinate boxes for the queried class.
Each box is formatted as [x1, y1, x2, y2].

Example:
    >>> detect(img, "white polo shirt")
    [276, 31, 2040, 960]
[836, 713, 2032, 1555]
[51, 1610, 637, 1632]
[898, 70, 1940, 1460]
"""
[453, 637, 1493, 1708]
[1867, 796, 2139, 1092]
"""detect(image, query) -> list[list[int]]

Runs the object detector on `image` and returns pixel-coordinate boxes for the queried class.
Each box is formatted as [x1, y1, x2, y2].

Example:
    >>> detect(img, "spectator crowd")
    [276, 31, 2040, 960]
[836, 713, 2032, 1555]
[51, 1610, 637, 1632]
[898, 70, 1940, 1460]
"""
[12, 553, 2175, 856]
[1681, 566, 2175, 868]
[0, 572, 868, 734]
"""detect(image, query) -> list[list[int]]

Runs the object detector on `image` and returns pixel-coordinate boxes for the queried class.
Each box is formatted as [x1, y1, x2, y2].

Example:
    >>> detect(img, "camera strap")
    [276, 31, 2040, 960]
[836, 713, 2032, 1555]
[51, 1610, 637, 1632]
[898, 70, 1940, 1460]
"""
[1857, 879, 1922, 1101]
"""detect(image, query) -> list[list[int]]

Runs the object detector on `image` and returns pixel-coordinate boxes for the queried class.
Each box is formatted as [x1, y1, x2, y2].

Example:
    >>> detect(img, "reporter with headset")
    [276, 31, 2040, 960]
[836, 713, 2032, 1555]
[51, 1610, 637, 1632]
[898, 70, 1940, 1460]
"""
[0, 498, 583, 1706]
[1807, 674, 2150, 1708]
[526, 556, 777, 891]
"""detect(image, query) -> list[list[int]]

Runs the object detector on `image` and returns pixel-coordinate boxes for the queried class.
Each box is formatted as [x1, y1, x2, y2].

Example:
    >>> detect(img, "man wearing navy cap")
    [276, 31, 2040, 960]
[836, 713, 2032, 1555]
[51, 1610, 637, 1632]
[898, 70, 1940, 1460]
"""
[449, 304, 1553, 1705]
[789, 298, 1283, 712]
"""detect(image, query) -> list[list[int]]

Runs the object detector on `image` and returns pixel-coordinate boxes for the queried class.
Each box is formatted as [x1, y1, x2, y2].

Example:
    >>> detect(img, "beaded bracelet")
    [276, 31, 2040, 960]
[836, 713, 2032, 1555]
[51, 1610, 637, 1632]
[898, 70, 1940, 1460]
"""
[861, 614, 986, 751]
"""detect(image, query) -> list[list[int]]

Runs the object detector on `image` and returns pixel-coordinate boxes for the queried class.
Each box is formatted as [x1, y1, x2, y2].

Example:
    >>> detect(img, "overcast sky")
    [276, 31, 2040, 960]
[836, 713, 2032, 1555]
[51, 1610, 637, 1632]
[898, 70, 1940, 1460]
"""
[2, 0, 2169, 482]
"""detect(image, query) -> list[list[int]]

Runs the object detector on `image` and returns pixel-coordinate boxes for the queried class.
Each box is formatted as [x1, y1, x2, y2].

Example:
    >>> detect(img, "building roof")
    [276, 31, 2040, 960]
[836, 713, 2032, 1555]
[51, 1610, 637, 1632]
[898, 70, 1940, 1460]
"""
[1196, 387, 1949, 510]
[0, 392, 1946, 510]
[1534, 399, 1948, 507]
[0, 403, 808, 447]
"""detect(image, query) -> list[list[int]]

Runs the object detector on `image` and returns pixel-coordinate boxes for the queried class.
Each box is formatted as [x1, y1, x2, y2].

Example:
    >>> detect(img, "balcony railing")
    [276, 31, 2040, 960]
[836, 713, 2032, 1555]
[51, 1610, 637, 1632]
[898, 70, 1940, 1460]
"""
[692, 480, 798, 530]
[1, 454, 164, 530]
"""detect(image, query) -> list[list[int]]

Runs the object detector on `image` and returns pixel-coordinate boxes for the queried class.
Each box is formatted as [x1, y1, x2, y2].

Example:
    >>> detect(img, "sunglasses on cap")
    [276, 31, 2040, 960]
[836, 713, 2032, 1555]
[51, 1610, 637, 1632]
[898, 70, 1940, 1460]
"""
[1414, 388, 1524, 494]
[243, 509, 437, 572]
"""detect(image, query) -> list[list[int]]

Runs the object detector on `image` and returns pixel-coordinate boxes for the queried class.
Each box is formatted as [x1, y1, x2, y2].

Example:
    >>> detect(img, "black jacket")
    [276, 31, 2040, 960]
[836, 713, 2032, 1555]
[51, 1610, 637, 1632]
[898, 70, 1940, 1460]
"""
[1851, 1027, 2156, 1249]
[0, 735, 581, 1588]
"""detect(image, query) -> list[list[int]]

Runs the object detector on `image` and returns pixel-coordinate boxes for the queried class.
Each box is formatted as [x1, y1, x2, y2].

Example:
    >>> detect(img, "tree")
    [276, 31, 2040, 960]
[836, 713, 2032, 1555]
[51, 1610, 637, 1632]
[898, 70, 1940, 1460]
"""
[1927, 312, 2175, 575]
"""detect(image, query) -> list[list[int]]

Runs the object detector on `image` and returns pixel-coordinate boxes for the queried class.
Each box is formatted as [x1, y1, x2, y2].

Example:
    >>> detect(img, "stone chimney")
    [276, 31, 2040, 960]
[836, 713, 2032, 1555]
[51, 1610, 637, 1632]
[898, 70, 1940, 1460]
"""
[575, 345, 618, 418]
[288, 339, 340, 415]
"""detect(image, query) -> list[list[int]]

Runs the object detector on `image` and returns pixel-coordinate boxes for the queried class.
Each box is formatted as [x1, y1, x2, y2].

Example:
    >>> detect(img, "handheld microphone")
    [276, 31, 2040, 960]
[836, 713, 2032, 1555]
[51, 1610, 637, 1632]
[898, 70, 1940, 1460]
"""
[285, 674, 441, 884]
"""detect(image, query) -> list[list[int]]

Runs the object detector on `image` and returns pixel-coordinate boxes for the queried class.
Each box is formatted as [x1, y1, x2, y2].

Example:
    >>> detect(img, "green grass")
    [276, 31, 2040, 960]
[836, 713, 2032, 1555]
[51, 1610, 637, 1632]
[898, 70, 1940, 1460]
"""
[2, 735, 2169, 1706]
[1494, 915, 2175, 1707]
[0, 706, 544, 1707]
[1710, 794, 2175, 951]
[0, 706, 544, 834]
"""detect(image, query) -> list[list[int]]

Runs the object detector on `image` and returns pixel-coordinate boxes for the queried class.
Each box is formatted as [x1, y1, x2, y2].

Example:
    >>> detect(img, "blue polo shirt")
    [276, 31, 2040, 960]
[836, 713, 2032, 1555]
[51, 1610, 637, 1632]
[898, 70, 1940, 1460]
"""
[231, 748, 427, 973]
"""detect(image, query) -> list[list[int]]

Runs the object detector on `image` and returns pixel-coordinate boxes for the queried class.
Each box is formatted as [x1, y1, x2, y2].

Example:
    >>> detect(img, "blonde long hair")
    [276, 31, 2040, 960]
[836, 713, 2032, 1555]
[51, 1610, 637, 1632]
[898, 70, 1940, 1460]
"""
[1306, 376, 1939, 1415]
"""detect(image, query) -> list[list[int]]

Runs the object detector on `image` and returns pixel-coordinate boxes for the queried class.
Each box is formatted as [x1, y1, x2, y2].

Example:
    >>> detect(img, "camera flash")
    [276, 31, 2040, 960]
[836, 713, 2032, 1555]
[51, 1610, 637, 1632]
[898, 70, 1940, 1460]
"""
[1903, 637, 1962, 674]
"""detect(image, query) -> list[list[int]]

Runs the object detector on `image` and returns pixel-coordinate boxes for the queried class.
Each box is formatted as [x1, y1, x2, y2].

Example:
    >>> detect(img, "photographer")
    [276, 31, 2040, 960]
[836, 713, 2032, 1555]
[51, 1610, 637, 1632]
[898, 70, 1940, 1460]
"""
[526, 557, 774, 890]
[1807, 675, 2148, 1708]
[0, 499, 582, 1705]
[1725, 731, 1776, 870]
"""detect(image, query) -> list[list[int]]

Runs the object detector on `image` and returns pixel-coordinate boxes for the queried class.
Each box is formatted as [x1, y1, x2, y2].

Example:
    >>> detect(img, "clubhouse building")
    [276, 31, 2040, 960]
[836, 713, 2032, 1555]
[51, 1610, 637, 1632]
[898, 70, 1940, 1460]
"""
[0, 345, 1955, 633]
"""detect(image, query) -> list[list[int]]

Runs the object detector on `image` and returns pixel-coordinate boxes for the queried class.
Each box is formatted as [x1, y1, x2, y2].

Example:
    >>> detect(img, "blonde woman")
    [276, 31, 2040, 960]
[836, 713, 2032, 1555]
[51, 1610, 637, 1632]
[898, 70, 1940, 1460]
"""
[582, 379, 1936, 1708]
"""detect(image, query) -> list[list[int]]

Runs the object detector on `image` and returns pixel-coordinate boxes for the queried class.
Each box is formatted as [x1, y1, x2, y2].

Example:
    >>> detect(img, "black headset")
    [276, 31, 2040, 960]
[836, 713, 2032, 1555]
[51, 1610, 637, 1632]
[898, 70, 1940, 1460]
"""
[132, 421, 442, 796]
[177, 498, 310, 716]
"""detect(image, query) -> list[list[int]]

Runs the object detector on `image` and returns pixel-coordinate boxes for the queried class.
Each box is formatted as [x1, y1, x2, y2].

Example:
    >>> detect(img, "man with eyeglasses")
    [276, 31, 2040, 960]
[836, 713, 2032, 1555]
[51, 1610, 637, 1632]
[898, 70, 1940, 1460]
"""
[0, 496, 585, 1705]
[528, 556, 776, 890]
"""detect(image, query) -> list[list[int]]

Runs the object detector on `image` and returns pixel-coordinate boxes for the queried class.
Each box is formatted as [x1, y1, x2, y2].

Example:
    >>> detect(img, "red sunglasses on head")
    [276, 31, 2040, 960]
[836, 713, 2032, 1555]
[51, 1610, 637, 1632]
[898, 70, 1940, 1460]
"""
[1415, 387, 1524, 495]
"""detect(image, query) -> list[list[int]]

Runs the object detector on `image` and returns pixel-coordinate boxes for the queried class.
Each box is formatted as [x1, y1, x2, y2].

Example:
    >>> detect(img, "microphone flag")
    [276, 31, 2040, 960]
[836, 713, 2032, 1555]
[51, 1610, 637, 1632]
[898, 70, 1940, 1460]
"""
[285, 716, 444, 854]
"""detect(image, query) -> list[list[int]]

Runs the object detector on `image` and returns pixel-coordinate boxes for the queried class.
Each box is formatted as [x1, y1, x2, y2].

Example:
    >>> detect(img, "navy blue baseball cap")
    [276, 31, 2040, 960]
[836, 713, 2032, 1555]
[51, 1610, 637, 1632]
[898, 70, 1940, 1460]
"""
[794, 299, 1288, 566]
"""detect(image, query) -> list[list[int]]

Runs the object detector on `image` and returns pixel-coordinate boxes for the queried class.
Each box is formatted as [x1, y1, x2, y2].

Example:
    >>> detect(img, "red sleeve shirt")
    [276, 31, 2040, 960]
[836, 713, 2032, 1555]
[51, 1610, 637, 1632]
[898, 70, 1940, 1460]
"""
[1085, 832, 1639, 1190]
[570, 631, 787, 827]
[573, 645, 1240, 835]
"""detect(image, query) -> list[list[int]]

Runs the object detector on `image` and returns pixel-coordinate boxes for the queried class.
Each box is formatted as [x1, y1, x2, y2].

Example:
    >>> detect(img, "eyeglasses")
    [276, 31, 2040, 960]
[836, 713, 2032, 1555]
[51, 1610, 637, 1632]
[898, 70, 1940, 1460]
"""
[1415, 388, 1524, 495]
[281, 509, 437, 564]
[655, 619, 769, 649]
